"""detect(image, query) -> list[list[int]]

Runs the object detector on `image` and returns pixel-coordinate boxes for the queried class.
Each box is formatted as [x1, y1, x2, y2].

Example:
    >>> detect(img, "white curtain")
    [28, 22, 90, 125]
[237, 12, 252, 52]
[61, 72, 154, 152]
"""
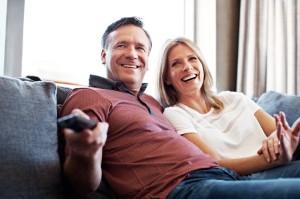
[237, 0, 300, 97]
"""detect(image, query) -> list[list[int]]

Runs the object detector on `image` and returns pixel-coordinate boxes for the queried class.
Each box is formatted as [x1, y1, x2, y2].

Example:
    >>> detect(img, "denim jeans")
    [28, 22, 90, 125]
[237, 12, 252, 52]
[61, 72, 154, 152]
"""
[292, 119, 300, 160]
[167, 161, 300, 199]
[248, 160, 300, 180]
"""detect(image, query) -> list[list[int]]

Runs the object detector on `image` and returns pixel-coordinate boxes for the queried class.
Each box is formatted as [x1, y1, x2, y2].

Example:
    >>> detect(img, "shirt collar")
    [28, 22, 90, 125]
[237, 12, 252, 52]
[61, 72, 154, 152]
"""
[88, 74, 148, 96]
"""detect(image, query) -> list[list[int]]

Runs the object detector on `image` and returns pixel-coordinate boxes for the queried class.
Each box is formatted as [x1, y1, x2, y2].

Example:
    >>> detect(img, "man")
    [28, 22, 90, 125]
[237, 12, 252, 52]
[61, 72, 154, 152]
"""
[60, 16, 300, 199]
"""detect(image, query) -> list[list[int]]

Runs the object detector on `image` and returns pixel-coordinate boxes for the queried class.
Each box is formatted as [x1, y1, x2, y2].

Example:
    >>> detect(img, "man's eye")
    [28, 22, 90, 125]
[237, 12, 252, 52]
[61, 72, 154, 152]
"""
[137, 47, 146, 52]
[117, 44, 126, 48]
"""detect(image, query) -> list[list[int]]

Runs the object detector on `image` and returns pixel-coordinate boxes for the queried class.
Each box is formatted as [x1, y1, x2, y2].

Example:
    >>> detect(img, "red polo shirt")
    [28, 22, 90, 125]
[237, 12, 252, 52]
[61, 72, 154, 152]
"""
[60, 76, 218, 199]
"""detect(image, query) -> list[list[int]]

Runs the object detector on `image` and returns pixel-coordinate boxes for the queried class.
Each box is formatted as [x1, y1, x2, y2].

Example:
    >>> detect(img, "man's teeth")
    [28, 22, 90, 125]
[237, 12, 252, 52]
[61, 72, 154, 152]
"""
[122, 64, 138, 68]
[182, 74, 197, 82]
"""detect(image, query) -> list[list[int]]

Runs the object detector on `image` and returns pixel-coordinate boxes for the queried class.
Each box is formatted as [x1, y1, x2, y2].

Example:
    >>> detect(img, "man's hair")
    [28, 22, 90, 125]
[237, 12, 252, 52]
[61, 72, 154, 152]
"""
[101, 16, 152, 54]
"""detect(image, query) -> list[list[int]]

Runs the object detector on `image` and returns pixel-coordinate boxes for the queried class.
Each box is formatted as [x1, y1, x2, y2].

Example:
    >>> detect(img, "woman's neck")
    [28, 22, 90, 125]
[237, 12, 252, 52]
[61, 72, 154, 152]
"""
[178, 93, 211, 114]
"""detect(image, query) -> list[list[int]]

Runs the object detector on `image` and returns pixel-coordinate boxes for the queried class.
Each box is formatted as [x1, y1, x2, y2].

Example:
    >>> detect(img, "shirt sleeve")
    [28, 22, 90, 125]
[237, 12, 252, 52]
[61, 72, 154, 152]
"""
[241, 93, 262, 114]
[163, 106, 198, 135]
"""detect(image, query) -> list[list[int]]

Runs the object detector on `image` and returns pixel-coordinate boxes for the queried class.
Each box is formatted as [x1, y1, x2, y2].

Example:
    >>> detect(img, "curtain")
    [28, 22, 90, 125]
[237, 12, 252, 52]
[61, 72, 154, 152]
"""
[237, 0, 300, 97]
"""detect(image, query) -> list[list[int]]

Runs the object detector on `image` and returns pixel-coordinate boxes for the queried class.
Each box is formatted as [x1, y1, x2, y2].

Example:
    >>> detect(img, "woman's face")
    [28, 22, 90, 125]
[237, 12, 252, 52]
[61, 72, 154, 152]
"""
[165, 44, 204, 98]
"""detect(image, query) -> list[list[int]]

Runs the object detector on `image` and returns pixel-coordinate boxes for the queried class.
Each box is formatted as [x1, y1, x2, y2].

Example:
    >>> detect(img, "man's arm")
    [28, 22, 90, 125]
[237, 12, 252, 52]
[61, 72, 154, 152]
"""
[63, 109, 108, 196]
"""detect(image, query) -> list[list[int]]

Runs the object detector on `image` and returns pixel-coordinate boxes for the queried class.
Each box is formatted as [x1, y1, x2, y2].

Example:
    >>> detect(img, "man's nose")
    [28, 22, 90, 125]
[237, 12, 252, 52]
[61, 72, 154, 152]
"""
[125, 47, 138, 59]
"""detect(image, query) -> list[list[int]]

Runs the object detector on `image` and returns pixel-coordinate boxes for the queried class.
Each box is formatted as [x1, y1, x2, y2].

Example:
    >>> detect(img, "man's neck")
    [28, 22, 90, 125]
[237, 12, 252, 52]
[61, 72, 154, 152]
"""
[88, 75, 148, 96]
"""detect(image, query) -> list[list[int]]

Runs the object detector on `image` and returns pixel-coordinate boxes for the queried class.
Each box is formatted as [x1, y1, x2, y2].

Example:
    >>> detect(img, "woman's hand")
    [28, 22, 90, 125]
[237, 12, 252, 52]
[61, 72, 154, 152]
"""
[257, 134, 280, 162]
[275, 112, 300, 163]
[258, 112, 300, 164]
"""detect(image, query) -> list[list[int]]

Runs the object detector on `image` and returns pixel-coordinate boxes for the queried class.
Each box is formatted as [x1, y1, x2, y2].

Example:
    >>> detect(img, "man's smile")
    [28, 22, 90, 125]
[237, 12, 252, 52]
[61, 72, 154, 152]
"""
[121, 64, 139, 69]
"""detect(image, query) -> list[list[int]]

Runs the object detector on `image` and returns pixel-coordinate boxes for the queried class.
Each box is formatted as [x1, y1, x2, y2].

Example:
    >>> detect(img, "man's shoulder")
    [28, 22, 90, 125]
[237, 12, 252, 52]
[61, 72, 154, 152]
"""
[66, 87, 117, 102]
[72, 86, 114, 94]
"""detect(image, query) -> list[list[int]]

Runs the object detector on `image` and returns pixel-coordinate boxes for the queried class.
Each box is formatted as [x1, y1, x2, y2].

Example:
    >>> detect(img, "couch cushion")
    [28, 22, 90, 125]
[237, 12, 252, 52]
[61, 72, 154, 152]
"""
[0, 76, 63, 199]
[19, 75, 73, 117]
[256, 91, 300, 126]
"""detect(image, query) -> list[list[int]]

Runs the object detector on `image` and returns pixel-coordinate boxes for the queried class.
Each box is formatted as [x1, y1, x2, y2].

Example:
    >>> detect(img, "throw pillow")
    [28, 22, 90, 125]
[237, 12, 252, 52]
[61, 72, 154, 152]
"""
[0, 76, 63, 199]
[256, 91, 300, 126]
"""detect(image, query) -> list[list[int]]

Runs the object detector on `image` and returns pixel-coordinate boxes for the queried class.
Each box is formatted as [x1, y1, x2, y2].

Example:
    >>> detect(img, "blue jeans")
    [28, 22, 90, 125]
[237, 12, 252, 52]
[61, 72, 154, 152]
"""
[167, 161, 300, 199]
[292, 119, 300, 160]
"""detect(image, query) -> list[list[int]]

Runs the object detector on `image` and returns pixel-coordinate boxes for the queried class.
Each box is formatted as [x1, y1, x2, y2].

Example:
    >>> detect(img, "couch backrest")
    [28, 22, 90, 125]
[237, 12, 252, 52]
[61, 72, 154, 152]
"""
[256, 91, 300, 126]
[0, 75, 64, 199]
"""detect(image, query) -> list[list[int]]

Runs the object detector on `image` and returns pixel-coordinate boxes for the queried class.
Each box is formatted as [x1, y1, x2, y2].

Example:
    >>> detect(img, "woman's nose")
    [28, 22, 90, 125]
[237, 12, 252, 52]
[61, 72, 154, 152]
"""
[183, 63, 193, 71]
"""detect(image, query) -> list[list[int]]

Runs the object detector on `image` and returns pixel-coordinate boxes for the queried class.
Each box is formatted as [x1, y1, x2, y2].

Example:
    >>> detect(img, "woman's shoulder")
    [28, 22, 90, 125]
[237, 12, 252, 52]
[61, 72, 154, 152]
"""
[217, 90, 244, 99]
[164, 104, 194, 118]
[217, 91, 246, 105]
[164, 104, 185, 113]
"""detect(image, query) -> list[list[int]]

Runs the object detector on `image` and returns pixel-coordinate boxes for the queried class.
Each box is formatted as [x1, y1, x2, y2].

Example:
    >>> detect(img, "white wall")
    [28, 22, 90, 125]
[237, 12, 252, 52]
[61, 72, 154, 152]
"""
[0, 0, 7, 75]
[195, 0, 216, 86]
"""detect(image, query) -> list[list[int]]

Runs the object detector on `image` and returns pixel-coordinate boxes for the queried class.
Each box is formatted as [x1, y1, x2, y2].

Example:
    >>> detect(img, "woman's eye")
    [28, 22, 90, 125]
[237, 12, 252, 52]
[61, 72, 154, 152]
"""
[171, 62, 179, 67]
[190, 56, 197, 61]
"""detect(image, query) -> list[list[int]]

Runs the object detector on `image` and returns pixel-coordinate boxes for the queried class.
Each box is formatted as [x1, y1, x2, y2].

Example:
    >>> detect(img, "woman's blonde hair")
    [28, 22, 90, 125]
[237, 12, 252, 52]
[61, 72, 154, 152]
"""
[156, 37, 224, 111]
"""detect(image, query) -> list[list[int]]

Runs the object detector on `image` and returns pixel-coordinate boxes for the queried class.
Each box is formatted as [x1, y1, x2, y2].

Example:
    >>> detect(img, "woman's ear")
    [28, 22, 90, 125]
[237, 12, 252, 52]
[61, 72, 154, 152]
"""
[165, 80, 171, 85]
[101, 49, 106, 64]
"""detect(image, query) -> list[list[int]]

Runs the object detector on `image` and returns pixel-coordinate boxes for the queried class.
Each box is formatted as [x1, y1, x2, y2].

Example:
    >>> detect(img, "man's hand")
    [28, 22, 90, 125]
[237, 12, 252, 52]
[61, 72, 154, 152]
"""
[63, 109, 108, 195]
[63, 109, 108, 160]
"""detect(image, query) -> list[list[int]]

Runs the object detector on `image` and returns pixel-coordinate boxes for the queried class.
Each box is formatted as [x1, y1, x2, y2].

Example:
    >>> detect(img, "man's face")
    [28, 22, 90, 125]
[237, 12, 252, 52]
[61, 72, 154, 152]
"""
[101, 25, 150, 93]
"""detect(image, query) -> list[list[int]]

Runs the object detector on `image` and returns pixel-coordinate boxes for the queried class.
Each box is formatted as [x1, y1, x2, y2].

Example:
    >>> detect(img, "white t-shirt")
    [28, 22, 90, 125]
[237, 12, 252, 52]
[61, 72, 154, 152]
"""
[163, 91, 267, 159]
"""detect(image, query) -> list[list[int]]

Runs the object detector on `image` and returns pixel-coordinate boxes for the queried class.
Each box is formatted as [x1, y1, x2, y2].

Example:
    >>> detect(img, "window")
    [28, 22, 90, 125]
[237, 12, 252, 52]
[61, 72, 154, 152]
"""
[22, 0, 186, 96]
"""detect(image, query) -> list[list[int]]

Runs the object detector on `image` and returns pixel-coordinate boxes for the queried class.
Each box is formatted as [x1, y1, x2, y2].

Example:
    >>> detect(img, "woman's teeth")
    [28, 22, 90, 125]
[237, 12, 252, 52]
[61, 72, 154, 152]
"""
[181, 74, 197, 82]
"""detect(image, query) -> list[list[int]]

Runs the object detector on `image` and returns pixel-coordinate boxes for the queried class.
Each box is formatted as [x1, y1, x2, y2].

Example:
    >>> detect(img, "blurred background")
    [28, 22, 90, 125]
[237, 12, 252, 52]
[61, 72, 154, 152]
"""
[1, 0, 299, 98]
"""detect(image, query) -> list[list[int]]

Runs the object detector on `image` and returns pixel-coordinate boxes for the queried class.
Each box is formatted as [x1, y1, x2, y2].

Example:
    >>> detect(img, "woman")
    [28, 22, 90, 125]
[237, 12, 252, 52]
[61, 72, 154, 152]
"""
[157, 37, 300, 176]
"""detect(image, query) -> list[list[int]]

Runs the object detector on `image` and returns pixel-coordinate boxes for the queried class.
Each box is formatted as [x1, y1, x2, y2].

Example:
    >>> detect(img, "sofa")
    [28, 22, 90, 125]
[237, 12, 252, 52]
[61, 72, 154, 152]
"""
[0, 75, 113, 199]
[0, 75, 300, 199]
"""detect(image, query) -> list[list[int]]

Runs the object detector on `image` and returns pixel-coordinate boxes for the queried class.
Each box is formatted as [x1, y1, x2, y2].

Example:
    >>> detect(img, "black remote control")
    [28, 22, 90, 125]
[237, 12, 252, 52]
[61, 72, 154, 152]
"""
[57, 114, 97, 132]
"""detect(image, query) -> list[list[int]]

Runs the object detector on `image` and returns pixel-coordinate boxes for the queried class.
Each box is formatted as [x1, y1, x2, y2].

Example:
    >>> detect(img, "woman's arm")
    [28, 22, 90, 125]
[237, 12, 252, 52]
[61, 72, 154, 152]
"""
[183, 131, 284, 176]
[255, 109, 276, 137]
[218, 154, 281, 175]
[255, 109, 284, 162]
[182, 133, 220, 159]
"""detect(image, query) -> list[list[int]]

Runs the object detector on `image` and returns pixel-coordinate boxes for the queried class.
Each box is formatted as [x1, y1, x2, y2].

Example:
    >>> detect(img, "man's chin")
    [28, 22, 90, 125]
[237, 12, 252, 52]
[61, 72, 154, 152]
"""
[121, 78, 143, 86]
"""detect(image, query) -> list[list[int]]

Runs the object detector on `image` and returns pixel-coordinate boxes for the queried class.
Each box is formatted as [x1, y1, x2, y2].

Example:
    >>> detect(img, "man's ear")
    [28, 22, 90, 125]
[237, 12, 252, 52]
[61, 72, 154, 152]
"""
[101, 49, 106, 64]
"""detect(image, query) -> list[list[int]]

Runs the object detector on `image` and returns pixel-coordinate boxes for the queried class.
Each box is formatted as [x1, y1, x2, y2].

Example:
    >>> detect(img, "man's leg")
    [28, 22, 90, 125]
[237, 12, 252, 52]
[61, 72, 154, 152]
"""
[167, 167, 300, 199]
[292, 117, 300, 160]
[249, 160, 300, 179]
